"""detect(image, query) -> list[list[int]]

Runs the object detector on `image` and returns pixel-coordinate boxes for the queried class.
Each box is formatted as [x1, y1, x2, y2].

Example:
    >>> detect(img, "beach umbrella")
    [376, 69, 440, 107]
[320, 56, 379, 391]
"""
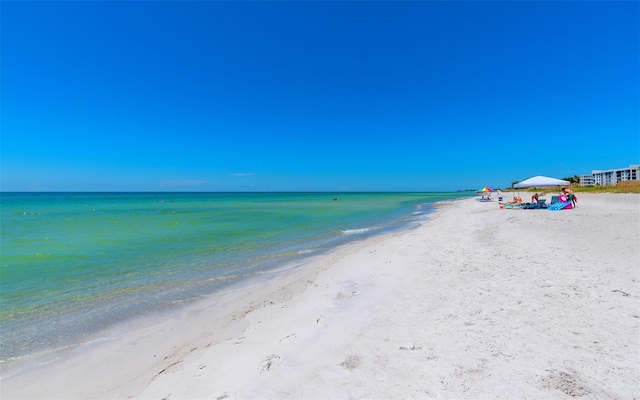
[480, 187, 494, 192]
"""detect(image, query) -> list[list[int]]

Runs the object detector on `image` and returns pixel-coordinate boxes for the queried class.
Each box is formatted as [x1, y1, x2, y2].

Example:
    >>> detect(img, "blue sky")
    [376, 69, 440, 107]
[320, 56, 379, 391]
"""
[2, 1, 638, 192]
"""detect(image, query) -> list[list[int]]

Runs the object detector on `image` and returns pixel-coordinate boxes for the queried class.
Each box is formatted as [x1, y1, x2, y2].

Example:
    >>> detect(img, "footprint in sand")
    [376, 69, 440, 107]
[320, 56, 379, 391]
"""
[399, 345, 423, 351]
[258, 354, 283, 373]
[279, 334, 297, 343]
[194, 363, 207, 377]
[338, 354, 361, 370]
[336, 291, 359, 300]
[541, 370, 590, 397]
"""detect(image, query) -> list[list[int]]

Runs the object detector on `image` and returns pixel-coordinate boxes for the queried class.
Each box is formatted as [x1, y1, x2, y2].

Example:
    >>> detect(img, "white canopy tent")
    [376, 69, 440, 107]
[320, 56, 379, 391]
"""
[514, 175, 570, 188]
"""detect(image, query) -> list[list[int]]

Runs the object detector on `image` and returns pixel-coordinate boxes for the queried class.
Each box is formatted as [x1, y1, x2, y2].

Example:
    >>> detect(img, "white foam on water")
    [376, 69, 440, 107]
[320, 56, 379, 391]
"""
[342, 227, 378, 235]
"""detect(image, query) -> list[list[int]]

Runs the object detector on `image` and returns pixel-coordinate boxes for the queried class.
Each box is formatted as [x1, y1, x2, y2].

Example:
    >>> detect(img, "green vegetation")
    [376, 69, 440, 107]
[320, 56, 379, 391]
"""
[518, 181, 640, 194]
[561, 175, 581, 184]
[570, 181, 640, 194]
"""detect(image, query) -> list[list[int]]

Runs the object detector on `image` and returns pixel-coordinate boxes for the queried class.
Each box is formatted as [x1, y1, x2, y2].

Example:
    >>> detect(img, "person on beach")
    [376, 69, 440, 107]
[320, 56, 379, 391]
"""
[501, 196, 522, 205]
[562, 187, 578, 207]
[531, 193, 539, 203]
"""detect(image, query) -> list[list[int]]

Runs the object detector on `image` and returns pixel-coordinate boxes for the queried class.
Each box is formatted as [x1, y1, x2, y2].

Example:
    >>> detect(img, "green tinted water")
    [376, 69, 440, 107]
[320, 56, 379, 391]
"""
[0, 192, 469, 361]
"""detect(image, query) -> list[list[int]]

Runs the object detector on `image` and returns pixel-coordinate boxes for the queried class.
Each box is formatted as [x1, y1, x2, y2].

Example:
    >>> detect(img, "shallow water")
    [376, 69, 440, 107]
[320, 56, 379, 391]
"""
[0, 191, 470, 362]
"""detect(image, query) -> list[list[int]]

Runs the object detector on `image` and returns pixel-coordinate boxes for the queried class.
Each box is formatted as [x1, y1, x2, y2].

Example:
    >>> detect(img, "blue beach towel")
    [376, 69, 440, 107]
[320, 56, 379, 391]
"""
[547, 201, 572, 211]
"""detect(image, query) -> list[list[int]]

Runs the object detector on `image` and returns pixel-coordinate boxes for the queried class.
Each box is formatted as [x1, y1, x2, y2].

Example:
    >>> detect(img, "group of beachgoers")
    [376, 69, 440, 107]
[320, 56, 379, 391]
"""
[499, 187, 577, 208]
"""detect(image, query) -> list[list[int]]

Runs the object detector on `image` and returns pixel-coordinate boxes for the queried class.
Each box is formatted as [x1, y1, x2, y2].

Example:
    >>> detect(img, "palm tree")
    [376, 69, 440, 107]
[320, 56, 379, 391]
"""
[562, 175, 580, 185]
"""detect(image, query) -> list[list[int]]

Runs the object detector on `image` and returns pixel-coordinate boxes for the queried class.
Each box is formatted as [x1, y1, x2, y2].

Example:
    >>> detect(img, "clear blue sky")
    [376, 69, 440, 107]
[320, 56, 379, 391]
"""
[2, 1, 638, 192]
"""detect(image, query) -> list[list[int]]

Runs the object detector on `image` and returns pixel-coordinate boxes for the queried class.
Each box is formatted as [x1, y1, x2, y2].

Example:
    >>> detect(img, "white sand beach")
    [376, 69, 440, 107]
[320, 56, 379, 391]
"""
[2, 192, 639, 399]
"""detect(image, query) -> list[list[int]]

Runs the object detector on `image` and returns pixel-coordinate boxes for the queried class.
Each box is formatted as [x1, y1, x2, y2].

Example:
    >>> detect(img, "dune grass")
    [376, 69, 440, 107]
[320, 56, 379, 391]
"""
[572, 181, 640, 194]
[517, 181, 640, 194]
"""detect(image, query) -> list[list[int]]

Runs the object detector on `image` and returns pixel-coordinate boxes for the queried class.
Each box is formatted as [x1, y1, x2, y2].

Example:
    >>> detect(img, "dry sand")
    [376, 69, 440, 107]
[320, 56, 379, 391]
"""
[2, 192, 639, 399]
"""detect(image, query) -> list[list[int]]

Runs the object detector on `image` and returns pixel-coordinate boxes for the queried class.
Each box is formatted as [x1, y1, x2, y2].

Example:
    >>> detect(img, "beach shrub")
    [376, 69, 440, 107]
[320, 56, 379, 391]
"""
[518, 181, 640, 194]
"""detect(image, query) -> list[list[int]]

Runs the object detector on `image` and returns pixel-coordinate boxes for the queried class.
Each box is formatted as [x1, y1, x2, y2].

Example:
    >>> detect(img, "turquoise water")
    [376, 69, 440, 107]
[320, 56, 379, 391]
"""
[0, 192, 469, 362]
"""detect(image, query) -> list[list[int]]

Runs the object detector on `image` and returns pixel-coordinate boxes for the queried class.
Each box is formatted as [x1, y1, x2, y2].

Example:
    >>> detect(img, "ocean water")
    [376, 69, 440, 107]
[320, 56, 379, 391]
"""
[0, 192, 469, 363]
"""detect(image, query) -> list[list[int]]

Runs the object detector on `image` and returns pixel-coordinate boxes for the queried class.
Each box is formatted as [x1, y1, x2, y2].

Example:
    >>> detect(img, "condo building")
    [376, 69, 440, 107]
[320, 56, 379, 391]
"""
[580, 164, 640, 186]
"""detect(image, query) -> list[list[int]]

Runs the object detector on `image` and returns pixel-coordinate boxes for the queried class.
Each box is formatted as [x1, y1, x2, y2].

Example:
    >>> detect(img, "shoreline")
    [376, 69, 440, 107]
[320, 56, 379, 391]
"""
[0, 192, 461, 365]
[0, 198, 453, 382]
[2, 193, 638, 399]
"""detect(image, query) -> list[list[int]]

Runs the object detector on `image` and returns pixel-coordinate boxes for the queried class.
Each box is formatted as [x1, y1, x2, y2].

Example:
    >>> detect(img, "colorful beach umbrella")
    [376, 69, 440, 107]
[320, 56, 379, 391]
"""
[480, 187, 494, 192]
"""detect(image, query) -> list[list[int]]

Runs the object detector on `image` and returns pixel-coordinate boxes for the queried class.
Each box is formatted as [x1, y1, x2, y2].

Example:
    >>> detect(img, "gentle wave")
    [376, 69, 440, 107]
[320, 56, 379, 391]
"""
[342, 227, 380, 235]
[297, 249, 319, 255]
